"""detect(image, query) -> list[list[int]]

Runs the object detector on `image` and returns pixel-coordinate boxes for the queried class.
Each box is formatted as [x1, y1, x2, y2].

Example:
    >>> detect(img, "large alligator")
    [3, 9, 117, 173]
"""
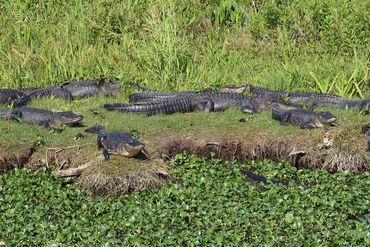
[85, 125, 148, 160]
[61, 78, 121, 98]
[272, 106, 337, 129]
[13, 86, 73, 107]
[0, 107, 83, 128]
[104, 95, 215, 116]
[128, 91, 280, 113]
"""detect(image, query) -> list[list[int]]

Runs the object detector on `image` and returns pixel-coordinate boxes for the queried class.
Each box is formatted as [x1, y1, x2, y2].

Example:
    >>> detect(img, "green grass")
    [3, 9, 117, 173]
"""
[0, 0, 369, 96]
[0, 156, 369, 246]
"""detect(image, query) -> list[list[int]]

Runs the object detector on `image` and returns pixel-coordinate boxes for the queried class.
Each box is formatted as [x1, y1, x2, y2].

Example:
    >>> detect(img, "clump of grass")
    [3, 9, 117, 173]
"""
[77, 157, 170, 196]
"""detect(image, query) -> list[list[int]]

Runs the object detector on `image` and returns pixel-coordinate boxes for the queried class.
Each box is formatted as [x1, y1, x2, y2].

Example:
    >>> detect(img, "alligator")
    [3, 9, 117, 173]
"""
[286, 94, 370, 112]
[61, 78, 121, 98]
[226, 162, 288, 185]
[13, 86, 73, 107]
[0, 107, 83, 128]
[362, 123, 370, 136]
[272, 106, 337, 129]
[104, 95, 215, 116]
[128, 91, 280, 113]
[85, 125, 148, 160]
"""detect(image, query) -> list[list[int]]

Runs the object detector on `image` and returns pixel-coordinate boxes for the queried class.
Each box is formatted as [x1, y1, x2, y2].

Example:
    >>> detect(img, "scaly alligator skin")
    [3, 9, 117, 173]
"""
[13, 86, 73, 107]
[85, 125, 148, 160]
[128, 91, 276, 113]
[0, 107, 83, 128]
[128, 91, 196, 103]
[287, 94, 370, 112]
[104, 95, 215, 116]
[272, 106, 336, 129]
[0, 89, 26, 105]
[61, 78, 121, 98]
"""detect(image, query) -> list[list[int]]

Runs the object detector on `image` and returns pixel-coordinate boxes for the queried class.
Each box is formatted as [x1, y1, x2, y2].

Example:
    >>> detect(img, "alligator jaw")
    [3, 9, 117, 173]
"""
[122, 143, 145, 157]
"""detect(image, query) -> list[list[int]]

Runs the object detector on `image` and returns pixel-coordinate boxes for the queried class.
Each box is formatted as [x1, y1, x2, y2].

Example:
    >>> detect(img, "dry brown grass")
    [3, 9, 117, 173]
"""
[157, 128, 370, 172]
[77, 157, 170, 196]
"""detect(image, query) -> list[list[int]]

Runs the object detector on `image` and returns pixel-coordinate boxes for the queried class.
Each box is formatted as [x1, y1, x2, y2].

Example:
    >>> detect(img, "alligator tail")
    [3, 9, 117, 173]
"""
[13, 87, 73, 107]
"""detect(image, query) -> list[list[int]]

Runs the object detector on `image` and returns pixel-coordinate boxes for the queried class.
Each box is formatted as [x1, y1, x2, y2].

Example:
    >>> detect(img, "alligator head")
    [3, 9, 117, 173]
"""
[317, 112, 337, 126]
[97, 79, 121, 96]
[195, 98, 214, 112]
[57, 111, 84, 126]
[122, 140, 146, 158]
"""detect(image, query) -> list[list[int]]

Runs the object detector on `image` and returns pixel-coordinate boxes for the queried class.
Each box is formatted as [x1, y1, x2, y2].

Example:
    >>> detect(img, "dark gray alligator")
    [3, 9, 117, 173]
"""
[0, 107, 83, 128]
[227, 162, 288, 185]
[61, 78, 121, 99]
[128, 91, 280, 113]
[104, 95, 215, 116]
[85, 125, 148, 160]
[272, 106, 337, 129]
[362, 123, 370, 136]
[286, 94, 370, 112]
[13, 86, 73, 107]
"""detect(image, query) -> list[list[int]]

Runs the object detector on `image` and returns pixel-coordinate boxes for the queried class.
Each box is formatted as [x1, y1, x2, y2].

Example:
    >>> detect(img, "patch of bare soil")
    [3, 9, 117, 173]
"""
[0, 142, 36, 173]
[157, 130, 370, 172]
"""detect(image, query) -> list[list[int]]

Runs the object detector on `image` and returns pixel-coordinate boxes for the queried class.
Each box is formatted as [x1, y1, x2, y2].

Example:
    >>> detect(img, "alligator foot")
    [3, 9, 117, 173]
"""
[103, 149, 110, 161]
[240, 106, 256, 114]
[361, 123, 370, 135]
[299, 123, 315, 129]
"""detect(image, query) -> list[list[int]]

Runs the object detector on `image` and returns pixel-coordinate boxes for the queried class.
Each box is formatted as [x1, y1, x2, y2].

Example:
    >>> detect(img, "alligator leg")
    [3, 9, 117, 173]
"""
[103, 149, 110, 161]
[361, 123, 370, 135]
[367, 141, 370, 152]
[240, 105, 257, 114]
[299, 123, 315, 129]
[280, 113, 291, 125]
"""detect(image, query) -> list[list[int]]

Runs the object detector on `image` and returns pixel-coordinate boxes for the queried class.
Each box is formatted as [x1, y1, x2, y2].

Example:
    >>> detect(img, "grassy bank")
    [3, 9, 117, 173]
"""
[1, 0, 369, 97]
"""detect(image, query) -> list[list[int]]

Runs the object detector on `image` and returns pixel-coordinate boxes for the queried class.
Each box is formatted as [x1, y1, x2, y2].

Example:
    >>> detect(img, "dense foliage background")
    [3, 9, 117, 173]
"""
[1, 0, 369, 96]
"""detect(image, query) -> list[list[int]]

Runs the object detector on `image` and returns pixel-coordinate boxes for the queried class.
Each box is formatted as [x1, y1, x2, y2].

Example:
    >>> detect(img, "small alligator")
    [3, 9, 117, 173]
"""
[85, 125, 148, 160]
[362, 123, 370, 135]
[13, 86, 73, 107]
[226, 162, 288, 185]
[0, 107, 83, 128]
[104, 95, 215, 116]
[272, 106, 337, 129]
[61, 78, 121, 98]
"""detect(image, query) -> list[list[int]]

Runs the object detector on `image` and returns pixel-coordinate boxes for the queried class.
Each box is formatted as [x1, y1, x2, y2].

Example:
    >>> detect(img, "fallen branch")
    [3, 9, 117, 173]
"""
[52, 155, 104, 177]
